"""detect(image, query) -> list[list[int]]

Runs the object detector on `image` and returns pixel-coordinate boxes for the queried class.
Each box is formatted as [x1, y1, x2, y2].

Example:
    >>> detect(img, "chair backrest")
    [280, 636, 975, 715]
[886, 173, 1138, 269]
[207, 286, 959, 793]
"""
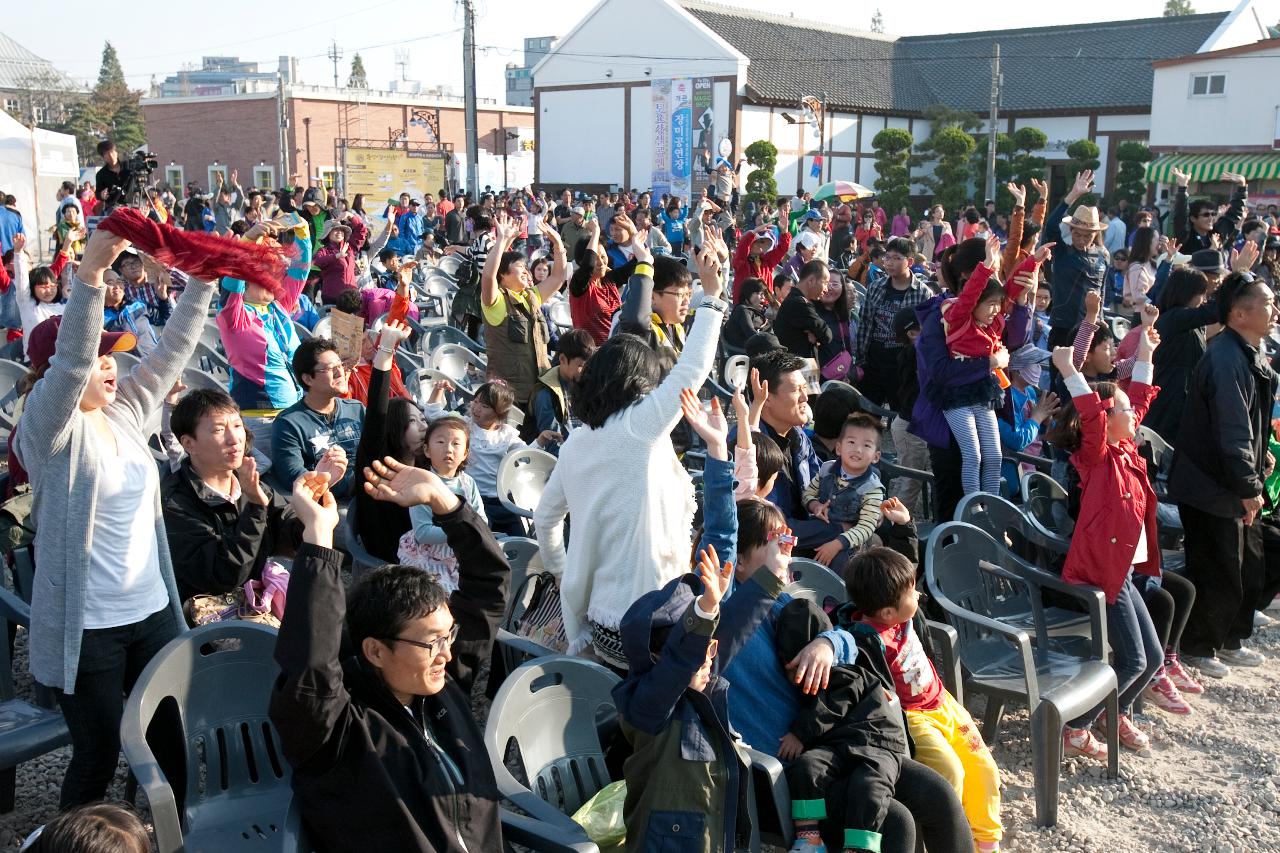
[483, 657, 620, 816]
[500, 537, 542, 617]
[0, 359, 27, 430]
[429, 343, 488, 390]
[119, 623, 290, 849]
[925, 522, 1042, 649]
[198, 322, 225, 356]
[954, 491, 1065, 563]
[1136, 425, 1172, 470]
[1020, 471, 1074, 538]
[181, 368, 227, 393]
[723, 354, 750, 391]
[423, 324, 484, 357]
[496, 448, 557, 519]
[1108, 315, 1131, 341]
[784, 558, 849, 612]
[547, 299, 573, 330]
[409, 367, 475, 410]
[436, 253, 465, 280]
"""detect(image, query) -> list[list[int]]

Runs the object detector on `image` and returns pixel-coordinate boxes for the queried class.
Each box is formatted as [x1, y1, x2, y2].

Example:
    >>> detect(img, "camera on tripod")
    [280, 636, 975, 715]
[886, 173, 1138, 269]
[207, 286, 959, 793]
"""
[107, 150, 159, 209]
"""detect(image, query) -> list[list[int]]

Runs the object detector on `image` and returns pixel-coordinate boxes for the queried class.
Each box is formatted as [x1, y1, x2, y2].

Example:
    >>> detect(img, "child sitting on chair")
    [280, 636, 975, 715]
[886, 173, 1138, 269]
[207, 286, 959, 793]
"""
[846, 547, 1004, 853]
[775, 597, 906, 853]
[803, 413, 886, 570]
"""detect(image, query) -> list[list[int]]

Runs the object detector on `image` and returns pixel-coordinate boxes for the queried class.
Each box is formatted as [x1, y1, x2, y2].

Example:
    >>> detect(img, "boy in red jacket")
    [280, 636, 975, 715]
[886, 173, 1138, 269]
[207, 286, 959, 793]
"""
[733, 225, 792, 304]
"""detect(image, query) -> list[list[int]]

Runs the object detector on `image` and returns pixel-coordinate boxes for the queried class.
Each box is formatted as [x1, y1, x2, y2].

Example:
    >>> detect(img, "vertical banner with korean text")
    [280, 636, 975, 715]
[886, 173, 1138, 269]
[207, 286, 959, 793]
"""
[651, 79, 671, 199]
[670, 77, 693, 203]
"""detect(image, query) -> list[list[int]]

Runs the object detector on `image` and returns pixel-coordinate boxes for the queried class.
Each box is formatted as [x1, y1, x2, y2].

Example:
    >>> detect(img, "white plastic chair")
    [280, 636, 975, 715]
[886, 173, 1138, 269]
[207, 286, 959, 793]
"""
[496, 447, 557, 519]
[546, 298, 573, 333]
[723, 353, 750, 391]
[429, 343, 488, 391]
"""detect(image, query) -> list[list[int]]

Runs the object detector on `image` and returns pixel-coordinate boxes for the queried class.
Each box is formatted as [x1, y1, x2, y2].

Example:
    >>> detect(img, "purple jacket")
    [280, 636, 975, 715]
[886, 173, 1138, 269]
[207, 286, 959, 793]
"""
[910, 293, 1031, 448]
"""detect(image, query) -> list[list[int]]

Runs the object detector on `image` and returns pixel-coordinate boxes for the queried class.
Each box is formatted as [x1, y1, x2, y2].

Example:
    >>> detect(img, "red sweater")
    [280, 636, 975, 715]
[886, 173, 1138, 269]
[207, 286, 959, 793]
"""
[942, 254, 1038, 359]
[570, 279, 621, 345]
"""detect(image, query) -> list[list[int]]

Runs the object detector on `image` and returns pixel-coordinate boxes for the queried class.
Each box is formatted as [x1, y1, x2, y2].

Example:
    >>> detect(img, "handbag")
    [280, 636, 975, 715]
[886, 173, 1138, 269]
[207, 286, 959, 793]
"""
[510, 571, 568, 653]
[820, 321, 853, 380]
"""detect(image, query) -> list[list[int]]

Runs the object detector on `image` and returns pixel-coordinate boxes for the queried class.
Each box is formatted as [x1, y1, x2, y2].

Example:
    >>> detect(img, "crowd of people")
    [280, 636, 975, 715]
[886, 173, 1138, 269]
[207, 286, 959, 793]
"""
[1, 133, 1279, 853]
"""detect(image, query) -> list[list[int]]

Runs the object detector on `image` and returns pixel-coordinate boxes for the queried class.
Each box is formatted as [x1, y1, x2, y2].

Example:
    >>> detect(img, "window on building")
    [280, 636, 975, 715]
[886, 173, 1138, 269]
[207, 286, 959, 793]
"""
[2, 98, 18, 114]
[165, 166, 184, 191]
[318, 167, 340, 190]
[32, 106, 46, 123]
[207, 166, 228, 192]
[1190, 73, 1226, 96]
[253, 166, 275, 190]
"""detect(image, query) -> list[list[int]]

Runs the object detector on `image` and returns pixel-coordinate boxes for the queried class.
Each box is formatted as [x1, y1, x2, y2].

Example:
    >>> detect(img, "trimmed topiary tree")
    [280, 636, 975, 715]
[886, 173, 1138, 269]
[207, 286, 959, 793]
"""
[871, 127, 913, 217]
[743, 139, 779, 207]
[1113, 141, 1153, 206]
[1066, 139, 1102, 206]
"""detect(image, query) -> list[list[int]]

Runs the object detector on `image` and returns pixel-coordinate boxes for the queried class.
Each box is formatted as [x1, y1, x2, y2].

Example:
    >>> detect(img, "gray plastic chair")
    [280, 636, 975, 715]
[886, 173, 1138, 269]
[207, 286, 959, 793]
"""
[341, 502, 386, 583]
[181, 368, 227, 393]
[422, 324, 484, 358]
[877, 459, 937, 532]
[483, 656, 618, 851]
[783, 558, 848, 611]
[496, 447, 557, 520]
[546, 298, 573, 334]
[434, 253, 465, 281]
[119, 622, 307, 853]
[501, 537, 542, 601]
[409, 367, 475, 411]
[191, 340, 232, 378]
[0, 359, 27, 434]
[1021, 471, 1075, 539]
[0, 586, 70, 813]
[429, 343, 488, 392]
[926, 522, 1118, 828]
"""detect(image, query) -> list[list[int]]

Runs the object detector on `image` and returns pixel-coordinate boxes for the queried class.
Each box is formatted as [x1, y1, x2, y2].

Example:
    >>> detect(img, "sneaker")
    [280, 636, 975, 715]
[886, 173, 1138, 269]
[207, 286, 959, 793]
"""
[1063, 726, 1108, 760]
[976, 843, 1000, 853]
[788, 837, 827, 853]
[1143, 670, 1192, 714]
[1181, 654, 1230, 679]
[1254, 610, 1274, 629]
[1219, 645, 1266, 667]
[1098, 712, 1150, 751]
[1164, 655, 1205, 695]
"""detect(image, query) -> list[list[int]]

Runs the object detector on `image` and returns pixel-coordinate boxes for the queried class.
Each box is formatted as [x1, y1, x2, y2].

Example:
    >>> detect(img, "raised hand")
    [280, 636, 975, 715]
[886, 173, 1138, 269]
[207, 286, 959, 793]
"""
[1232, 240, 1260, 273]
[165, 379, 188, 407]
[880, 496, 912, 526]
[363, 456, 461, 512]
[542, 225, 565, 257]
[493, 210, 519, 245]
[680, 389, 728, 460]
[290, 472, 338, 543]
[1084, 289, 1102, 320]
[1171, 167, 1190, 188]
[237, 455, 270, 506]
[695, 543, 733, 614]
[628, 222, 654, 265]
[1030, 177, 1049, 200]
[984, 234, 1001, 269]
[1220, 171, 1248, 188]
[1033, 241, 1056, 265]
[1006, 182, 1026, 207]
[1029, 390, 1061, 424]
[1069, 170, 1095, 201]
[1140, 303, 1160, 327]
[376, 319, 411, 351]
[1137, 325, 1161, 361]
[1052, 345, 1076, 377]
[79, 225, 132, 280]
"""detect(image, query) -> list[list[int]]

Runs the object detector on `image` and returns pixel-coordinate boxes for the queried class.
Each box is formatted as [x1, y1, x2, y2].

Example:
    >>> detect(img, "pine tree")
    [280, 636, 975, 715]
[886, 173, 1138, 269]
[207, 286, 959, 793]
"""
[348, 53, 369, 89]
[743, 140, 778, 206]
[871, 128, 912, 214]
[97, 42, 128, 94]
[1163, 0, 1195, 16]
[870, 9, 885, 34]
[89, 41, 147, 155]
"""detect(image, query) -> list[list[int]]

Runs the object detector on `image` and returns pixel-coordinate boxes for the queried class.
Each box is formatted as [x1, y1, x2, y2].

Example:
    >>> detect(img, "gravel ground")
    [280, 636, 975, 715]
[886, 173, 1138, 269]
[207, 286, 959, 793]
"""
[0, 616, 1277, 851]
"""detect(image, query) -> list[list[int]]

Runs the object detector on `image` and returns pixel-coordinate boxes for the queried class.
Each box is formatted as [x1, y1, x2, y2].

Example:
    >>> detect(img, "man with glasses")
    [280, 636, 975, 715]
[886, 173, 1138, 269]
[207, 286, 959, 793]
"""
[1170, 271, 1280, 678]
[855, 237, 933, 410]
[271, 338, 363, 498]
[1172, 167, 1249, 255]
[271, 460, 510, 852]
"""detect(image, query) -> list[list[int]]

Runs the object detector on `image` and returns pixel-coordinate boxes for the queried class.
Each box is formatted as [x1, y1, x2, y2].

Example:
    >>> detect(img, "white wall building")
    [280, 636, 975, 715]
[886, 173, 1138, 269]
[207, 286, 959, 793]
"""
[534, 0, 1266, 204]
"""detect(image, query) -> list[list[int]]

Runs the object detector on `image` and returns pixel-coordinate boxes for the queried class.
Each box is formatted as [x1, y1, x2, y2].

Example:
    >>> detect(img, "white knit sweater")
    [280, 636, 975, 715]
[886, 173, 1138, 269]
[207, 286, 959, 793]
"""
[534, 303, 720, 652]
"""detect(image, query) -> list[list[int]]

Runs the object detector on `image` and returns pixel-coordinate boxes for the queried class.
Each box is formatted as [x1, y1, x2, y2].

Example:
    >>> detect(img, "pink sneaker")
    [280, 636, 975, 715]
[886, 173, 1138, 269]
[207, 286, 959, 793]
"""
[1143, 669, 1192, 714]
[1165, 655, 1205, 695]
[1097, 712, 1150, 751]
[1063, 726, 1108, 760]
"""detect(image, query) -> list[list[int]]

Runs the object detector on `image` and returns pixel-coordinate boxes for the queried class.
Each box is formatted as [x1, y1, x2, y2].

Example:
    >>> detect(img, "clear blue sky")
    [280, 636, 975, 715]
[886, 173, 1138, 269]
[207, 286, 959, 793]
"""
[6, 0, 1242, 102]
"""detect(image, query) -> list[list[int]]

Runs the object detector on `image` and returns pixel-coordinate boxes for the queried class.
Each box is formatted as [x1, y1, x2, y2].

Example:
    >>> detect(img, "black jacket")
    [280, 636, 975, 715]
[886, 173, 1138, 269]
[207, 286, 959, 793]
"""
[353, 366, 412, 563]
[774, 289, 832, 363]
[161, 460, 302, 603]
[1169, 326, 1279, 518]
[1173, 184, 1248, 254]
[724, 304, 771, 350]
[1143, 299, 1218, 441]
[270, 503, 509, 853]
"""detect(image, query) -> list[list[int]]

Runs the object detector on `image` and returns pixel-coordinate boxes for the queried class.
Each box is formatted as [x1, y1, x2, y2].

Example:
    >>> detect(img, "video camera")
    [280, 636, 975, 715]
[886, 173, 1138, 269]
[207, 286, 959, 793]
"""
[106, 150, 159, 209]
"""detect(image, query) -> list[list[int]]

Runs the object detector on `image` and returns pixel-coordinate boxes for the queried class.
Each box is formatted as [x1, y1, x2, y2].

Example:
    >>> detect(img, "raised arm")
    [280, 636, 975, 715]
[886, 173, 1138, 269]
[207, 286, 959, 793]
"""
[535, 226, 568, 303]
[1071, 290, 1102, 371]
[481, 212, 520, 310]
[1053, 346, 1107, 468]
[1001, 183, 1027, 276]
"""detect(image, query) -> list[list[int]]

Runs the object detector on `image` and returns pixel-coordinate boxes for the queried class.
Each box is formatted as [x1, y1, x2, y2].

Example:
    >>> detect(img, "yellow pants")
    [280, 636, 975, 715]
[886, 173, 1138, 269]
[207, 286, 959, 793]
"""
[906, 692, 1002, 844]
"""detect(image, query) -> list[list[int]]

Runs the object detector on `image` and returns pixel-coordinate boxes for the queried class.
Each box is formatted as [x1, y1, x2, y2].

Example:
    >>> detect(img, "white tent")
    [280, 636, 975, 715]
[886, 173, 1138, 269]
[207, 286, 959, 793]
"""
[0, 110, 79, 262]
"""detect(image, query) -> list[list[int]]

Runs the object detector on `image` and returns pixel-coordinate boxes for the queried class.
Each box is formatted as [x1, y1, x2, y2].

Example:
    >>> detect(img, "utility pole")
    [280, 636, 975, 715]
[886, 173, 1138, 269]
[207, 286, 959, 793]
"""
[327, 40, 344, 88]
[462, 0, 480, 198]
[277, 74, 288, 188]
[985, 43, 1001, 204]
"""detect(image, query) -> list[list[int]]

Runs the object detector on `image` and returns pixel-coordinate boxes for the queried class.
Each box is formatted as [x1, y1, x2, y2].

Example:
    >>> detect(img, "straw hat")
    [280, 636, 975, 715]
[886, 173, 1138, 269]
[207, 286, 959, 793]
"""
[319, 219, 351, 242]
[1064, 206, 1107, 232]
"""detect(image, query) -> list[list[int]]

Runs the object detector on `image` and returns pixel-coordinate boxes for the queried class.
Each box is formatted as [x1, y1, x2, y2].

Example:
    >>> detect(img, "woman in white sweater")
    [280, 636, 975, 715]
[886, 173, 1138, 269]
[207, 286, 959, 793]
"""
[534, 232, 727, 667]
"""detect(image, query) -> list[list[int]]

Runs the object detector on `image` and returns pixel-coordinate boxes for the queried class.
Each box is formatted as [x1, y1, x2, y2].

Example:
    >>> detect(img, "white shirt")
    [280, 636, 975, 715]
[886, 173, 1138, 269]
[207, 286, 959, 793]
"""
[83, 435, 169, 629]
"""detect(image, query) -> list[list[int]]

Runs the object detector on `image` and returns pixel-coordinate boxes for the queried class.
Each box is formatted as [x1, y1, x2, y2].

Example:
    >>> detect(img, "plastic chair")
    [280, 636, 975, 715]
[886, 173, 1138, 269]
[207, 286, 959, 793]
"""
[434, 253, 465, 281]
[422, 277, 452, 319]
[341, 501, 386, 583]
[483, 656, 619, 850]
[409, 367, 475, 411]
[0, 586, 70, 813]
[876, 459, 937, 531]
[0, 359, 28, 433]
[422, 324, 484, 358]
[496, 448, 557, 519]
[1021, 471, 1075, 539]
[429, 343, 489, 392]
[546, 298, 573, 333]
[198, 322, 225, 356]
[926, 522, 1118, 828]
[501, 537, 542, 601]
[293, 321, 313, 342]
[181, 368, 227, 393]
[191, 340, 232, 378]
[723, 353, 750, 391]
[1107, 315, 1131, 341]
[119, 622, 307, 853]
[783, 558, 848, 612]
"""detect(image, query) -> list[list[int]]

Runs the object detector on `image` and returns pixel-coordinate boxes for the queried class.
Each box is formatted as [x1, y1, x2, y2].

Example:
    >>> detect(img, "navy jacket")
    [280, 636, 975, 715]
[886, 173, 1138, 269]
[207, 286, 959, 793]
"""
[1043, 201, 1108, 334]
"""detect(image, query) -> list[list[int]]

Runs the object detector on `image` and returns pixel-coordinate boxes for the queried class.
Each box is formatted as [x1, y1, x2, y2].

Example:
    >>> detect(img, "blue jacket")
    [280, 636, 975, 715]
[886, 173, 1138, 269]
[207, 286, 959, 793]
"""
[388, 211, 424, 256]
[729, 421, 843, 550]
[270, 397, 365, 498]
[1043, 201, 1107, 334]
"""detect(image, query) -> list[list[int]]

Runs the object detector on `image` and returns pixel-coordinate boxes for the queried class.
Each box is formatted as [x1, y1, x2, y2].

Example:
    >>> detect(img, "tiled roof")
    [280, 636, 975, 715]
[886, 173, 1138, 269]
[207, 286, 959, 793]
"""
[0, 32, 83, 92]
[682, 2, 1228, 115]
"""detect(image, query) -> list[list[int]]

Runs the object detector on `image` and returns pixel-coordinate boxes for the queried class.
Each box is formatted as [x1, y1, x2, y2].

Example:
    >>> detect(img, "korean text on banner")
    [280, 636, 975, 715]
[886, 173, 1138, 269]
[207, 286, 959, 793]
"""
[651, 79, 672, 199]
[670, 78, 693, 203]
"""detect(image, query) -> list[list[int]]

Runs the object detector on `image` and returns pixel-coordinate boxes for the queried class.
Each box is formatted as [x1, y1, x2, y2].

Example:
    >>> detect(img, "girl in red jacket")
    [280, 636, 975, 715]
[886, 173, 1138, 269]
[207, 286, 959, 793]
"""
[1046, 326, 1165, 757]
[939, 235, 1052, 494]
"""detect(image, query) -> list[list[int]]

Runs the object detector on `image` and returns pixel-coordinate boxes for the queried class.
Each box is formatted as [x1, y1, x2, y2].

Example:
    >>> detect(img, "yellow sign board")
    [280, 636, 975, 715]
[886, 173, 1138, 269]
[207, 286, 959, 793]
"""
[343, 147, 448, 201]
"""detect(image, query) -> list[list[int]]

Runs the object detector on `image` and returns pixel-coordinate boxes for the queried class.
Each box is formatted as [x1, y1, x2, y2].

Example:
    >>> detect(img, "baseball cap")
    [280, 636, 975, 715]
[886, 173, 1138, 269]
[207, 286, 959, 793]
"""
[571, 205, 585, 215]
[408, 199, 421, 207]
[803, 210, 824, 221]
[28, 316, 136, 374]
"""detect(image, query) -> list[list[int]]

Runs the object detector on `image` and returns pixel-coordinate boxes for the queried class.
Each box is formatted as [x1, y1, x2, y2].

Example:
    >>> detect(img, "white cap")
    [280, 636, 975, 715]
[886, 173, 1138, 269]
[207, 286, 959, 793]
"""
[795, 231, 822, 250]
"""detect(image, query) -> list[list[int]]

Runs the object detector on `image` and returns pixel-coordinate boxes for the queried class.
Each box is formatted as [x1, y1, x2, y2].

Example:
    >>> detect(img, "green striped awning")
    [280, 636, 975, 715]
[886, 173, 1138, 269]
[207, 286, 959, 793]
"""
[1146, 152, 1280, 184]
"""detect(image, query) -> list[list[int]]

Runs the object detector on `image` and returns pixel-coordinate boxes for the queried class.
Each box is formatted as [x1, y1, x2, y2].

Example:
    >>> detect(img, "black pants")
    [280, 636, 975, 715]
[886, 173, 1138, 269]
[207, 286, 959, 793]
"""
[55, 606, 181, 809]
[1258, 517, 1280, 608]
[928, 438, 966, 526]
[820, 757, 971, 853]
[1177, 503, 1265, 657]
[1135, 571, 1195, 654]
[482, 495, 528, 538]
[859, 342, 904, 411]
[794, 745, 900, 847]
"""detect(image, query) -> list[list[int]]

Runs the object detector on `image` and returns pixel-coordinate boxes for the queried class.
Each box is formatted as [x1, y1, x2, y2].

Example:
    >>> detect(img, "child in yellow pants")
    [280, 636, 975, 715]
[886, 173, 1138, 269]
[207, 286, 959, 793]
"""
[846, 547, 1003, 852]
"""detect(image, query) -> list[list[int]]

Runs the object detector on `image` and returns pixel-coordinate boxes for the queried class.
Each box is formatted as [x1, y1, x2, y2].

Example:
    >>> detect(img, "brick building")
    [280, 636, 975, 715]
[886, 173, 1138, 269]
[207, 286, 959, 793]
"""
[140, 82, 533, 194]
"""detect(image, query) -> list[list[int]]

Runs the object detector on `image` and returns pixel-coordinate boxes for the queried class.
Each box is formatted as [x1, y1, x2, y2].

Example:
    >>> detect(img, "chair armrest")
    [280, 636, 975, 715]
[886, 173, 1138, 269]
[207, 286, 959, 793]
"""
[933, 594, 1041, 705]
[496, 629, 558, 663]
[1005, 563, 1109, 661]
[117, 730, 183, 852]
[500, 808, 599, 853]
[742, 746, 793, 846]
[492, 767, 593, 840]
[1005, 451, 1052, 473]
[926, 620, 963, 707]
[0, 587, 30, 629]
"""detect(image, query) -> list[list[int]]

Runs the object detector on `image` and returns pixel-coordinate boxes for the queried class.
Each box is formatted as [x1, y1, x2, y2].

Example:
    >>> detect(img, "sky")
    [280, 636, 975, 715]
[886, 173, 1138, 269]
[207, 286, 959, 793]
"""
[5, 0, 1246, 103]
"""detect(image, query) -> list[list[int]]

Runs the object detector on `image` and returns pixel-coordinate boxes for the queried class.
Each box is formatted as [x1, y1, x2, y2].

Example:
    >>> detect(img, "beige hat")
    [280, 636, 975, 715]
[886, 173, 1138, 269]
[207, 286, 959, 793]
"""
[320, 219, 351, 242]
[1064, 206, 1108, 232]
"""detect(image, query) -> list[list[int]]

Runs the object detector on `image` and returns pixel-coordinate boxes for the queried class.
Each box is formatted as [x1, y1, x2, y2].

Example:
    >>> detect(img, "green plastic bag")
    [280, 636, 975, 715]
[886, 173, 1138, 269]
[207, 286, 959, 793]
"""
[570, 779, 627, 850]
